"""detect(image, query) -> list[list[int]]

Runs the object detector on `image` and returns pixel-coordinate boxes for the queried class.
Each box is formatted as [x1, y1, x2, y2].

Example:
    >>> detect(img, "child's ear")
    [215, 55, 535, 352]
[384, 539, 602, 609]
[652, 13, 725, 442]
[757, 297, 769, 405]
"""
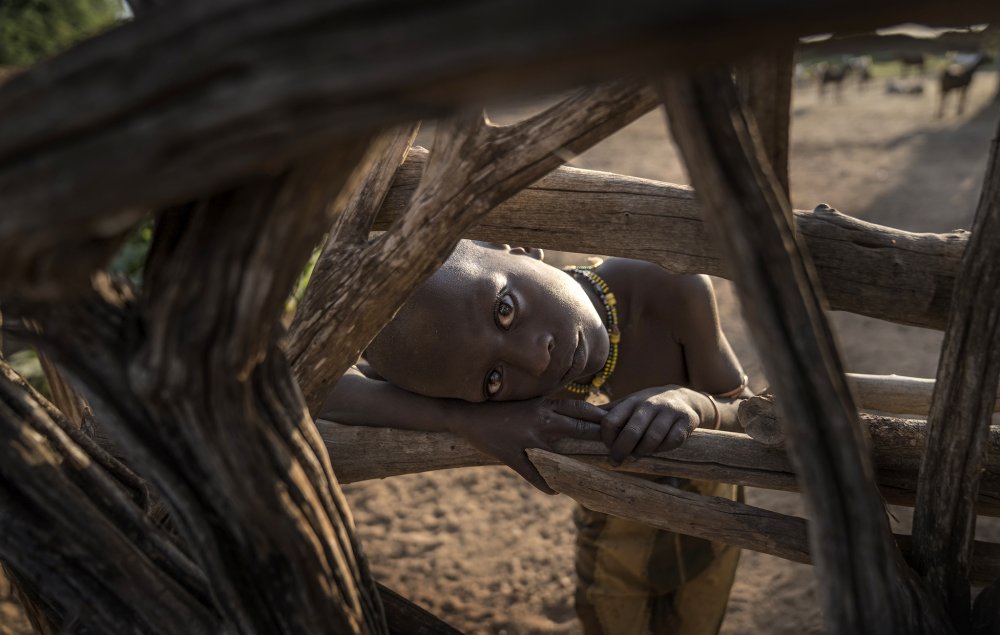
[509, 246, 544, 261]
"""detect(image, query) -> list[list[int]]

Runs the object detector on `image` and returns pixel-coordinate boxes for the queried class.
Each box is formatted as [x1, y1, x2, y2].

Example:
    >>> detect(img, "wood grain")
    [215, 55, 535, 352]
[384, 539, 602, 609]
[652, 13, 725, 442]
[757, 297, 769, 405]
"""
[528, 449, 1000, 586]
[376, 149, 966, 331]
[661, 69, 948, 634]
[911, 107, 1000, 628]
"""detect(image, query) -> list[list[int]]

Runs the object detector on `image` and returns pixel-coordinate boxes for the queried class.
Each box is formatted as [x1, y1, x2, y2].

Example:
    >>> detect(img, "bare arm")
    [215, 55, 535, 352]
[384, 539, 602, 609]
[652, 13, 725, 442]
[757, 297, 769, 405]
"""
[672, 274, 751, 433]
[594, 271, 753, 462]
[320, 365, 456, 433]
[319, 366, 604, 493]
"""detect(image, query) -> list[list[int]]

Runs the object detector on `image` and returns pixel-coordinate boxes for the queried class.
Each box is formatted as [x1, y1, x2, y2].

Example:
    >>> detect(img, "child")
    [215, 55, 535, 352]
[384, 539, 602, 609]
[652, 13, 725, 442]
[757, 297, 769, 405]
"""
[322, 240, 751, 635]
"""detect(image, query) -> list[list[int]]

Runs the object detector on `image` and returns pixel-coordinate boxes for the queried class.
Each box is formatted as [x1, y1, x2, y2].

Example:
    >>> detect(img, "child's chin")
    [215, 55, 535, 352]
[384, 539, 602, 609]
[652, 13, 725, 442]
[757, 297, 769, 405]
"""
[583, 332, 611, 375]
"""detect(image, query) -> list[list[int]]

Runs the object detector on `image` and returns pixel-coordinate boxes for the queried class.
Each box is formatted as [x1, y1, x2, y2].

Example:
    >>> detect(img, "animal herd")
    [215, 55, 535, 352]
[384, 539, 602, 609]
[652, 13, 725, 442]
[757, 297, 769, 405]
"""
[805, 51, 995, 117]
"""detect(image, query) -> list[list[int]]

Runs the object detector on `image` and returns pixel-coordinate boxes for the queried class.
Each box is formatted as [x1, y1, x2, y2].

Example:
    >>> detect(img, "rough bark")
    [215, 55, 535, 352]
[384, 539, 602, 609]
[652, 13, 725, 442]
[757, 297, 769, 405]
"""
[527, 450, 1000, 586]
[0, 359, 219, 634]
[736, 43, 794, 199]
[910, 109, 1000, 629]
[289, 82, 658, 414]
[35, 351, 86, 427]
[377, 150, 966, 331]
[737, 392, 1000, 449]
[660, 71, 949, 634]
[972, 578, 1000, 635]
[847, 373, 1000, 416]
[4, 0, 999, 300]
[8, 139, 392, 634]
[316, 418, 1000, 517]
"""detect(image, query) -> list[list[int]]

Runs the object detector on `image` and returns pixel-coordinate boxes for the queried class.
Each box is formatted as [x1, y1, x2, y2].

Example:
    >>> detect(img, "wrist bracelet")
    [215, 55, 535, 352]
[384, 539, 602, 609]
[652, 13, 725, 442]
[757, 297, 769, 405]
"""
[699, 391, 722, 430]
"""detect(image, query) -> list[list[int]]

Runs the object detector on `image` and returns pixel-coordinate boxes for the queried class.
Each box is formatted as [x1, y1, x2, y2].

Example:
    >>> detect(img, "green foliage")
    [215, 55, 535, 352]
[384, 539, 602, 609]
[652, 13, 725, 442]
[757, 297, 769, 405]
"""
[8, 349, 49, 398]
[109, 217, 153, 285]
[0, 0, 122, 66]
[285, 246, 321, 316]
[103, 216, 320, 317]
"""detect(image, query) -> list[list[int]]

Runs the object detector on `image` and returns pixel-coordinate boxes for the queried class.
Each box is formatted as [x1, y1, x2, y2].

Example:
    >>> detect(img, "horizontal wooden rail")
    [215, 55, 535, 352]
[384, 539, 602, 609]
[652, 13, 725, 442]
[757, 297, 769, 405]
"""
[317, 416, 1000, 516]
[846, 372, 1000, 416]
[375, 149, 966, 331]
[527, 450, 1000, 586]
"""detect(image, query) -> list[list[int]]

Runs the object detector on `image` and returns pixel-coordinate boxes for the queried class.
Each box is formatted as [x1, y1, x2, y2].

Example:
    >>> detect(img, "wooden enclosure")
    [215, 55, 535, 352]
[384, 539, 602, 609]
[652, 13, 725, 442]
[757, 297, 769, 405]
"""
[2, 2, 1000, 634]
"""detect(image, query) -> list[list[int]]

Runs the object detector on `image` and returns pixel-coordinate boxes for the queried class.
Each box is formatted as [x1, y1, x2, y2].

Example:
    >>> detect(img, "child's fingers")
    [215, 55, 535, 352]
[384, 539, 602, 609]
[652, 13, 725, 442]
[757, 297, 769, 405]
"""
[608, 407, 655, 466]
[549, 399, 605, 422]
[600, 400, 636, 448]
[633, 412, 678, 457]
[660, 413, 696, 452]
[548, 415, 602, 442]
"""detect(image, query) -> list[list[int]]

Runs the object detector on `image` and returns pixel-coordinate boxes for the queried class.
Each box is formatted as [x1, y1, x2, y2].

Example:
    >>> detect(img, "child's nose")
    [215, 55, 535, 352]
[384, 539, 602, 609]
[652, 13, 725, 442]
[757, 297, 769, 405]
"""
[510, 331, 554, 377]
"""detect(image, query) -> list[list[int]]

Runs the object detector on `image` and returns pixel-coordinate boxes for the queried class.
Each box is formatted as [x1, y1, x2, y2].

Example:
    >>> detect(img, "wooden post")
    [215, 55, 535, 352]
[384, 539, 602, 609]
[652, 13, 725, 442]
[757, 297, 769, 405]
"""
[660, 69, 950, 634]
[910, 106, 1000, 629]
[737, 43, 794, 202]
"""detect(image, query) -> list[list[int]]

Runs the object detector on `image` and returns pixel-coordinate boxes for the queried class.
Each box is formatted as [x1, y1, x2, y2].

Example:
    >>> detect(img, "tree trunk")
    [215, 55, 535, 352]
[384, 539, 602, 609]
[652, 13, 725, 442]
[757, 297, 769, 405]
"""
[7, 140, 392, 633]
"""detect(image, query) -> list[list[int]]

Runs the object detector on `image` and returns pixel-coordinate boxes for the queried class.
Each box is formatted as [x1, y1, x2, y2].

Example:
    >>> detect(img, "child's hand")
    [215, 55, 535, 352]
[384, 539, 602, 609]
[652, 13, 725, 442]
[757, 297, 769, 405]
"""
[454, 397, 605, 494]
[599, 386, 712, 466]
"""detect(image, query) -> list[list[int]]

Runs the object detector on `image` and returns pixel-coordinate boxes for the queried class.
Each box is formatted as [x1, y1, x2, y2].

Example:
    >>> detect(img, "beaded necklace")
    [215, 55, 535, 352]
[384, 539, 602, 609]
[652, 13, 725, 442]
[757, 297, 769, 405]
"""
[564, 265, 620, 395]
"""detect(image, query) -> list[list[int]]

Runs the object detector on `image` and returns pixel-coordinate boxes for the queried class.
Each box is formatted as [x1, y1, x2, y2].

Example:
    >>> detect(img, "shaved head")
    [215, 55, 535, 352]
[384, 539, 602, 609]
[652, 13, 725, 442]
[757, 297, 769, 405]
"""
[365, 240, 609, 401]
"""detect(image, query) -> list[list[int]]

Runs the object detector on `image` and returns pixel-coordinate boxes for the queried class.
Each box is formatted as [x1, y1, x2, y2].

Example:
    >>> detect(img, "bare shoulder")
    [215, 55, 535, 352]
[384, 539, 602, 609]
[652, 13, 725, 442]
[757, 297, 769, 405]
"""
[598, 258, 718, 339]
[598, 258, 714, 306]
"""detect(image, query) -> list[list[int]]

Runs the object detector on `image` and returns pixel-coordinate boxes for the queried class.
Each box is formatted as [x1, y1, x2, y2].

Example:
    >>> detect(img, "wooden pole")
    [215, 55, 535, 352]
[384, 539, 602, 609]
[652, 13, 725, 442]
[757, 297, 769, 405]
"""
[377, 150, 966, 331]
[660, 69, 949, 633]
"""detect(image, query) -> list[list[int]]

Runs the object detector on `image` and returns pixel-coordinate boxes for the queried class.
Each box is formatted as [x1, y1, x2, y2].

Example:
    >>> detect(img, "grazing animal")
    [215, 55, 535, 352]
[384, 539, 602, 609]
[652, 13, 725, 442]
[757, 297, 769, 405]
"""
[937, 53, 992, 117]
[851, 56, 873, 90]
[818, 62, 851, 100]
[897, 52, 926, 77]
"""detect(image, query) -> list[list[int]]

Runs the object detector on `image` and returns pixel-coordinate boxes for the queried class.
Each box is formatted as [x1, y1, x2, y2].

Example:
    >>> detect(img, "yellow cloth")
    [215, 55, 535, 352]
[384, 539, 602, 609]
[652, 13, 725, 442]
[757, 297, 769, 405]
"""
[574, 479, 742, 635]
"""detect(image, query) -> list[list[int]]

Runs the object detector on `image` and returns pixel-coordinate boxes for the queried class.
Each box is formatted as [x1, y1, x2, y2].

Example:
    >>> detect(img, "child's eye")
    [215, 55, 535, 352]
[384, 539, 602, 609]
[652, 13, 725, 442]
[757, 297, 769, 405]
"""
[484, 367, 503, 397]
[494, 291, 516, 330]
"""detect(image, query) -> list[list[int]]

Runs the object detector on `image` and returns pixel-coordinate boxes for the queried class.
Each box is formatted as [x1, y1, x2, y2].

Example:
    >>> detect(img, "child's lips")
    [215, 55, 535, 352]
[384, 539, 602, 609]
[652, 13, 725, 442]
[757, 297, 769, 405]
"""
[559, 331, 587, 386]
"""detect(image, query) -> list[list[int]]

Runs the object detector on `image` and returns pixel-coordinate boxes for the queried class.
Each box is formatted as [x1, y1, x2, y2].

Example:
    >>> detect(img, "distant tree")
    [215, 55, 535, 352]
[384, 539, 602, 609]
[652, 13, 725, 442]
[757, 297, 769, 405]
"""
[0, 0, 121, 66]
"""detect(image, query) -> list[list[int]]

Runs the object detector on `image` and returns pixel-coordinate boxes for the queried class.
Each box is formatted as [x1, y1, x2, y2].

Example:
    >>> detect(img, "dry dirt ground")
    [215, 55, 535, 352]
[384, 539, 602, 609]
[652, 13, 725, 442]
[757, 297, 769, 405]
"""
[341, 72, 1000, 635]
[3, 72, 999, 634]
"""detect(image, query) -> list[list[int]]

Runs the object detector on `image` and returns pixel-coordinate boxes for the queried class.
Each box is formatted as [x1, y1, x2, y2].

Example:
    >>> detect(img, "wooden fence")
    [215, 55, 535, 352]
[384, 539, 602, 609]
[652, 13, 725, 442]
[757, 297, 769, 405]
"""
[1, 1, 1000, 634]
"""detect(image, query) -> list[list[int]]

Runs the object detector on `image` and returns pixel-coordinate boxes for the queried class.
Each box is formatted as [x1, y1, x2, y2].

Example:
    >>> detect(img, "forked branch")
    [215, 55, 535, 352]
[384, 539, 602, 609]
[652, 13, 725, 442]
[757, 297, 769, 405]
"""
[290, 82, 658, 413]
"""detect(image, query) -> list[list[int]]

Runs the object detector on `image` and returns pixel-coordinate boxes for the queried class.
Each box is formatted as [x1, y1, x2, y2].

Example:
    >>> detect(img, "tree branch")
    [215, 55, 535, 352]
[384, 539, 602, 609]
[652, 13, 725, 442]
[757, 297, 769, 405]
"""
[910, 107, 1000, 628]
[660, 70, 948, 634]
[316, 418, 1000, 516]
[12, 138, 392, 633]
[377, 151, 966, 330]
[0, 359, 219, 633]
[7, 0, 994, 299]
[526, 450, 1000, 586]
[736, 42, 794, 199]
[289, 81, 657, 413]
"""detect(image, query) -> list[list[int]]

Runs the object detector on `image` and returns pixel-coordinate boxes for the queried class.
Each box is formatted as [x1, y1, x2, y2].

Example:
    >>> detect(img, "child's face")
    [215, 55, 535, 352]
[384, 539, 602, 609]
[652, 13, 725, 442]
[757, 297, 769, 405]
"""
[371, 242, 609, 402]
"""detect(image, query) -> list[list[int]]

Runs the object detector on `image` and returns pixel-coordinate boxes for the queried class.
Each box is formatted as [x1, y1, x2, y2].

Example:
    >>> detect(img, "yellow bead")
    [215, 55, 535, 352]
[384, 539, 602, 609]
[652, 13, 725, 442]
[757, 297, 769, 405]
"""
[610, 332, 620, 344]
[592, 376, 605, 388]
[605, 293, 616, 306]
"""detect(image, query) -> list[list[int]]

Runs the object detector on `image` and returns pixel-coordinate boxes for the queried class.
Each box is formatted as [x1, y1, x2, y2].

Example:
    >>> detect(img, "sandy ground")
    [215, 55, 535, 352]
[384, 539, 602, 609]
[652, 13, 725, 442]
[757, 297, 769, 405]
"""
[3, 72, 999, 634]
[342, 72, 1000, 635]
